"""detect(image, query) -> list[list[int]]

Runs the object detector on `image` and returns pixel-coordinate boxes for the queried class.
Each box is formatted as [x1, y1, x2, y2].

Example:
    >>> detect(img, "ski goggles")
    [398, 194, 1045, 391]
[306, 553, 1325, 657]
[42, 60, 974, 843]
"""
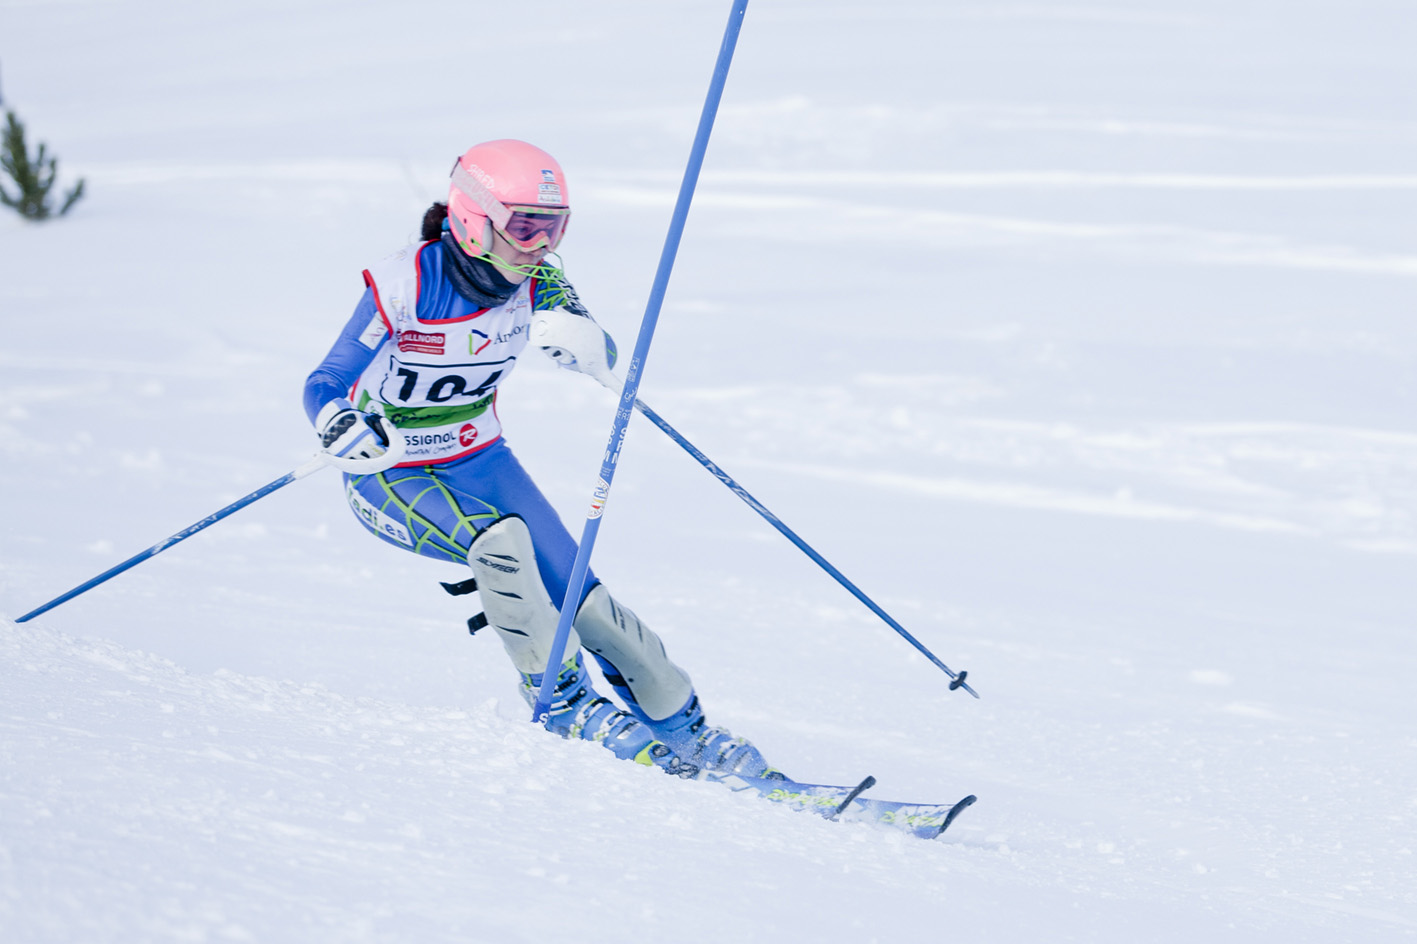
[450, 160, 570, 251]
[498, 206, 571, 252]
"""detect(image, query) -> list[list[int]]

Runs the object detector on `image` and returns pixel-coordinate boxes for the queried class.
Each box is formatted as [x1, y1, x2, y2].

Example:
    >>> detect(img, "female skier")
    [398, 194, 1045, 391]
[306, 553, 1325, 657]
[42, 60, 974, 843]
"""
[303, 139, 777, 779]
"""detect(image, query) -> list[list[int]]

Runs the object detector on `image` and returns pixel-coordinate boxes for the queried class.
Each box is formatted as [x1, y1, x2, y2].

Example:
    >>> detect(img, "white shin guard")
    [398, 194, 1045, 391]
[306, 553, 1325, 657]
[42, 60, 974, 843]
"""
[466, 516, 579, 676]
[573, 584, 692, 722]
[466, 516, 694, 721]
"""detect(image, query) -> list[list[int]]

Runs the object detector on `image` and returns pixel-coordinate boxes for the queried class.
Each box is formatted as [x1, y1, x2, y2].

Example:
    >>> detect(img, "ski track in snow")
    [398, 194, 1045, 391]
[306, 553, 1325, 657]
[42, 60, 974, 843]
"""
[4, 617, 1413, 942]
[646, 383, 1417, 552]
[0, 620, 1070, 941]
[589, 182, 1417, 276]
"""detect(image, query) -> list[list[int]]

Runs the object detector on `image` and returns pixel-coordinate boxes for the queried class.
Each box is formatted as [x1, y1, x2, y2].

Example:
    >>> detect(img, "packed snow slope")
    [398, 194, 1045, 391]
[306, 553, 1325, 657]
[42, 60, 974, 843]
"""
[2, 1, 1415, 941]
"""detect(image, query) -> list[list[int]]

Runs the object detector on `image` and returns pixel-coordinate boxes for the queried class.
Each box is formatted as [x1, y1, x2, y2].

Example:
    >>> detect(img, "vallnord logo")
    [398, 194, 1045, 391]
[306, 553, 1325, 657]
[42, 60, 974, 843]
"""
[398, 330, 446, 355]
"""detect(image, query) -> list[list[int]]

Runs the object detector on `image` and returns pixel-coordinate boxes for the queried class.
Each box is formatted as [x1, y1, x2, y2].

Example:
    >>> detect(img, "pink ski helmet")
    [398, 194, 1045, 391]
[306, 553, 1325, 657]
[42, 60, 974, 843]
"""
[447, 139, 571, 258]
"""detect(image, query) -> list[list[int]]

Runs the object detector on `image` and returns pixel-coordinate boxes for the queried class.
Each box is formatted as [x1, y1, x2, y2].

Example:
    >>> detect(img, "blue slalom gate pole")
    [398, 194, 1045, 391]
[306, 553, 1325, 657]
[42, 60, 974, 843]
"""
[628, 397, 979, 698]
[532, 0, 750, 723]
[14, 455, 328, 623]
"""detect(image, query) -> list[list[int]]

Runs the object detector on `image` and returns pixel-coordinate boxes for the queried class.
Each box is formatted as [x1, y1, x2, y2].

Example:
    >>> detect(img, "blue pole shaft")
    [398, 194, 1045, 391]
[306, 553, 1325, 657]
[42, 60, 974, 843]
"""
[630, 397, 979, 698]
[14, 456, 327, 623]
[532, 0, 750, 722]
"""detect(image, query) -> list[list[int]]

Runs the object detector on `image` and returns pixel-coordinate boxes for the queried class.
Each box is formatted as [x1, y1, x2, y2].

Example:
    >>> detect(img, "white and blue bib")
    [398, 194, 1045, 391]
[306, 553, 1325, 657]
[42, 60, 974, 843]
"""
[354, 242, 534, 466]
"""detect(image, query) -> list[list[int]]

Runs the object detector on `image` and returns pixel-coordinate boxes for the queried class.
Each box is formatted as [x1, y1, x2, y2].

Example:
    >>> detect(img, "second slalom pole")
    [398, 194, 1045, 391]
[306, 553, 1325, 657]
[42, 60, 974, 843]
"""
[531, 0, 750, 723]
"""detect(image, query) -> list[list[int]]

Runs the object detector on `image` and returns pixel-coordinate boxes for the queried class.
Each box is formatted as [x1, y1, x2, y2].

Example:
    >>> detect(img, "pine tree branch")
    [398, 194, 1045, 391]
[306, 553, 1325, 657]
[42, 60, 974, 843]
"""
[1, 108, 85, 221]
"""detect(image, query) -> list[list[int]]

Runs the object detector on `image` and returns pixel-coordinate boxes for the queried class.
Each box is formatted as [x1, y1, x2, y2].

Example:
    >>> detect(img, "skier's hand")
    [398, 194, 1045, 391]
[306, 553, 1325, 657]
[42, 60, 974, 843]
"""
[315, 398, 407, 473]
[532, 307, 620, 390]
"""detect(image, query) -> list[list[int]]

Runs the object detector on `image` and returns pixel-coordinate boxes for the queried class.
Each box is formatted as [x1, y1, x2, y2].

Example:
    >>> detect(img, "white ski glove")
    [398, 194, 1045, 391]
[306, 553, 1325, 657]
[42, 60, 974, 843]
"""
[532, 307, 620, 390]
[315, 397, 407, 473]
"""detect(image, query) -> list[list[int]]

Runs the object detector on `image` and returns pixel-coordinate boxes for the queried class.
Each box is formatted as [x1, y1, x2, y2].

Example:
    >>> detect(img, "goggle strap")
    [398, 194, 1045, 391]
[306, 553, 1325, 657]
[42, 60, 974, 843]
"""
[449, 161, 512, 231]
[504, 205, 572, 217]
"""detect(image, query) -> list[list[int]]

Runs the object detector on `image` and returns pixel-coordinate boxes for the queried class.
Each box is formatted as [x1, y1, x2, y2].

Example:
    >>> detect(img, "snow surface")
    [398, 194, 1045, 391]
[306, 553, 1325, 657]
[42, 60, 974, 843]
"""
[2, 1, 1415, 940]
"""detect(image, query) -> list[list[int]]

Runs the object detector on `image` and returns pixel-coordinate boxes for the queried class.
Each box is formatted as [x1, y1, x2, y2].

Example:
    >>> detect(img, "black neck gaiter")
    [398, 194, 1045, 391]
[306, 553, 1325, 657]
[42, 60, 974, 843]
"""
[439, 232, 520, 308]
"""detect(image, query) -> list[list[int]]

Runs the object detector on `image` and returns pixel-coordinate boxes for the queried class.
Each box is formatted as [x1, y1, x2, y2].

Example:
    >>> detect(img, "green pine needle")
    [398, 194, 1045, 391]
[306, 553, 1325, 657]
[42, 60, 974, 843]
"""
[1, 109, 86, 221]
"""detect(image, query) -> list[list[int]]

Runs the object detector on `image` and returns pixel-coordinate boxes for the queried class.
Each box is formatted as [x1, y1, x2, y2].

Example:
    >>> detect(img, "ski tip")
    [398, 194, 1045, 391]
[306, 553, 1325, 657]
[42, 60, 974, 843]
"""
[935, 794, 978, 838]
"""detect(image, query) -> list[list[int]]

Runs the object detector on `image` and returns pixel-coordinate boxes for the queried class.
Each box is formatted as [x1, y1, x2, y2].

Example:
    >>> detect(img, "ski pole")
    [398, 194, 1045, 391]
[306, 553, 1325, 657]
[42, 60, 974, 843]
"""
[14, 454, 330, 623]
[528, 307, 979, 699]
[630, 397, 977, 697]
[531, 0, 750, 724]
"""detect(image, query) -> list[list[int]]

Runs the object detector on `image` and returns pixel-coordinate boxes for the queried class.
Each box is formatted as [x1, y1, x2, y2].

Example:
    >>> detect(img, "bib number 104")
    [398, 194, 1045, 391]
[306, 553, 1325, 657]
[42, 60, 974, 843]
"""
[392, 366, 503, 403]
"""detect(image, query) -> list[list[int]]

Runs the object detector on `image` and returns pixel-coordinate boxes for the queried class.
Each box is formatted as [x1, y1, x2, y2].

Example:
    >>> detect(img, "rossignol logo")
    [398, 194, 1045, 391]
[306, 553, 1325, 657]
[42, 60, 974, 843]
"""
[458, 423, 478, 448]
[405, 432, 457, 447]
[398, 331, 446, 355]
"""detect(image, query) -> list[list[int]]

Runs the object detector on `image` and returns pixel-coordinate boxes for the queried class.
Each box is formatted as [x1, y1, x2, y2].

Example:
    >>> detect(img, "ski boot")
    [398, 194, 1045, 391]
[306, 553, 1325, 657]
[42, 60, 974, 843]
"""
[636, 691, 785, 780]
[522, 653, 698, 778]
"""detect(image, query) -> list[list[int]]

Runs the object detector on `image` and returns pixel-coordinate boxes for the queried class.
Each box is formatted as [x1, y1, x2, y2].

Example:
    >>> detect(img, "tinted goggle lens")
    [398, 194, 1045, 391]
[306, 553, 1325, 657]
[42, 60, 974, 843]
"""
[500, 208, 570, 250]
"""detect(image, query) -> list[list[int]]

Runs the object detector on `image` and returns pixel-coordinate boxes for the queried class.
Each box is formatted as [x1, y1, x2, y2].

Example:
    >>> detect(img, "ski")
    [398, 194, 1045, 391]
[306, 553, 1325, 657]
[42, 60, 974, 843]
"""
[710, 772, 977, 840]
